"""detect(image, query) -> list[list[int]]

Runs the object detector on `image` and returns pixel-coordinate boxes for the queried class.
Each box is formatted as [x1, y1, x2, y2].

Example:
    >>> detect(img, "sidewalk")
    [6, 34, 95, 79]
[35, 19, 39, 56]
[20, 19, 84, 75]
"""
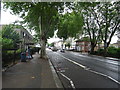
[2, 53, 62, 88]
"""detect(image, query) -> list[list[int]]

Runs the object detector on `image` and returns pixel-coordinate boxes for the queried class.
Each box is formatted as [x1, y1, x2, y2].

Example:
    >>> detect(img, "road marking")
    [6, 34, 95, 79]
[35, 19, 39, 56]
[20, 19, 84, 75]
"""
[48, 57, 63, 88]
[88, 69, 120, 85]
[56, 53, 120, 85]
[70, 52, 120, 66]
[57, 53, 86, 69]
[107, 76, 120, 85]
[59, 72, 75, 89]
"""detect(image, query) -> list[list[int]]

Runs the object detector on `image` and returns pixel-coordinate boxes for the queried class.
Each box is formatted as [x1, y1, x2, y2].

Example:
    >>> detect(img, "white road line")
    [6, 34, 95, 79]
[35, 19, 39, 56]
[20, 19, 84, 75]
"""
[88, 69, 107, 77]
[56, 53, 120, 85]
[59, 72, 75, 89]
[70, 52, 120, 66]
[88, 69, 120, 85]
[57, 53, 86, 69]
[107, 76, 120, 85]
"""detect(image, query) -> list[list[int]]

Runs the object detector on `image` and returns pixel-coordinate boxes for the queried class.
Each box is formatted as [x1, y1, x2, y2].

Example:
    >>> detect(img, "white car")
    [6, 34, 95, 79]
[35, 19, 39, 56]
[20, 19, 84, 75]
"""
[52, 47, 58, 51]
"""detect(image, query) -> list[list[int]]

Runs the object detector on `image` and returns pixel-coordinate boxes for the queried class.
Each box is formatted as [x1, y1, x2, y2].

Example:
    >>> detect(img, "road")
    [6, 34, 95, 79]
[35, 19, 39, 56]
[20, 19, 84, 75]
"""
[47, 49, 120, 88]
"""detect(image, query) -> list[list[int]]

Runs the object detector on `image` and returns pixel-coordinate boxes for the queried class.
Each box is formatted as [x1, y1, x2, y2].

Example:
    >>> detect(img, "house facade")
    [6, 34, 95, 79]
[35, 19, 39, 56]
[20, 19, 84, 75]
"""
[76, 40, 90, 52]
[110, 43, 119, 48]
[117, 31, 120, 48]
[14, 26, 34, 50]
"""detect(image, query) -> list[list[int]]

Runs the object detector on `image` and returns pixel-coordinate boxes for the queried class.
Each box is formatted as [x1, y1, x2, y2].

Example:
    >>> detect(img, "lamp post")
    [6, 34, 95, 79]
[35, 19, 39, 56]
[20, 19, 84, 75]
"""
[23, 33, 26, 50]
[61, 37, 64, 49]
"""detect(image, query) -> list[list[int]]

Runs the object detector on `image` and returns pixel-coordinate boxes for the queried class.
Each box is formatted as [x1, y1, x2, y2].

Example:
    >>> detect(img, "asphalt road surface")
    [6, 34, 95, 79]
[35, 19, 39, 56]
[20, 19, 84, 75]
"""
[47, 49, 120, 88]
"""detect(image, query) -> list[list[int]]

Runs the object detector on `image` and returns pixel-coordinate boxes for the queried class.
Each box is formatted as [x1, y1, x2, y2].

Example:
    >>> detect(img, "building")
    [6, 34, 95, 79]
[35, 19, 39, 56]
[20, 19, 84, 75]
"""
[117, 31, 120, 48]
[14, 26, 34, 50]
[110, 43, 119, 48]
[54, 40, 63, 49]
[75, 37, 90, 52]
[1, 24, 34, 50]
[53, 37, 76, 50]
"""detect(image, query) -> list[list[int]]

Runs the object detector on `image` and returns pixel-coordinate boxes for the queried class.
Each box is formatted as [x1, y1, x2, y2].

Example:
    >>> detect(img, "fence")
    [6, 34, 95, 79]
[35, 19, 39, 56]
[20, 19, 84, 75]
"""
[2, 49, 21, 68]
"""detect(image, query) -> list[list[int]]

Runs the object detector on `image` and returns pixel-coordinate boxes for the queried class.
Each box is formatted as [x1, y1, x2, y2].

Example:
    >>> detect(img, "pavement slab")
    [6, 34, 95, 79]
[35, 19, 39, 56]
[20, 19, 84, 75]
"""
[2, 53, 57, 88]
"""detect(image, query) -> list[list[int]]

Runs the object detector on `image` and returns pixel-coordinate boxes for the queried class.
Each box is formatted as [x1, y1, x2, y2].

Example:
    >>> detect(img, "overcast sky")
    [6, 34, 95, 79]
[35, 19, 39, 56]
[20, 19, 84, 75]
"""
[1, 3, 118, 44]
[1, 3, 23, 25]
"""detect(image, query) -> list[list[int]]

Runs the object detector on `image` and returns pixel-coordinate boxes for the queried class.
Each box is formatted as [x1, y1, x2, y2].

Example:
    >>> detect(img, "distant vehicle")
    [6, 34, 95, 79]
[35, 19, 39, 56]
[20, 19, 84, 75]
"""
[48, 47, 51, 49]
[52, 47, 58, 52]
[60, 49, 65, 53]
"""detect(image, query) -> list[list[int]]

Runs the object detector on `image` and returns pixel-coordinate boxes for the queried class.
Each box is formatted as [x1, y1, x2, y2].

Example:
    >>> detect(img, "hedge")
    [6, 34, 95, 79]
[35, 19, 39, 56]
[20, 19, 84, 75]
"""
[107, 47, 120, 58]
[94, 47, 120, 58]
[2, 49, 22, 67]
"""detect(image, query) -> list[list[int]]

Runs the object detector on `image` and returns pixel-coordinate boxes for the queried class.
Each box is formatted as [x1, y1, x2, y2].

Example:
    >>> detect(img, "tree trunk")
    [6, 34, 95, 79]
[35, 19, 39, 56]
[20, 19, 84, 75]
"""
[103, 42, 108, 56]
[90, 42, 96, 54]
[38, 16, 47, 59]
[90, 46, 94, 54]
[40, 38, 47, 59]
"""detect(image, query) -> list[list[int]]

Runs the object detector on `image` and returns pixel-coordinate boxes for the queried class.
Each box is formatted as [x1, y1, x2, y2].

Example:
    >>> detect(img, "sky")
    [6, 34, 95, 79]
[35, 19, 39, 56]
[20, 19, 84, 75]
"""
[1, 3, 23, 25]
[1, 3, 118, 44]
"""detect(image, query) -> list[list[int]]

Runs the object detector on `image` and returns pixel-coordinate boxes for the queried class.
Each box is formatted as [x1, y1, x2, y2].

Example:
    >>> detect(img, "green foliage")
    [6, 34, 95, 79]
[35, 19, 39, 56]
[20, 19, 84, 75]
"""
[0, 30, 2, 48]
[2, 49, 22, 67]
[95, 47, 120, 58]
[16, 49, 22, 53]
[77, 2, 120, 54]
[3, 2, 66, 40]
[57, 11, 84, 40]
[2, 25, 21, 67]
[2, 38, 13, 49]
[107, 47, 120, 58]
[47, 43, 55, 47]
[3, 2, 71, 58]
[66, 43, 71, 48]
[97, 2, 120, 48]
[96, 48, 104, 55]
[2, 25, 20, 49]
[49, 43, 54, 47]
[75, 2, 102, 53]
[117, 48, 120, 58]
[7, 50, 14, 54]
[107, 47, 117, 55]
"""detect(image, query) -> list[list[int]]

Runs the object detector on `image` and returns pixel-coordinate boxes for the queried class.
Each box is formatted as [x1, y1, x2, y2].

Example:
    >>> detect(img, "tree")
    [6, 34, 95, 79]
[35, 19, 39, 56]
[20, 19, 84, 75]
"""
[2, 25, 20, 49]
[78, 2, 101, 54]
[95, 2, 120, 55]
[3, 2, 68, 59]
[2, 38, 13, 50]
[77, 2, 120, 55]
[66, 43, 71, 49]
[84, 2, 120, 55]
[57, 11, 84, 41]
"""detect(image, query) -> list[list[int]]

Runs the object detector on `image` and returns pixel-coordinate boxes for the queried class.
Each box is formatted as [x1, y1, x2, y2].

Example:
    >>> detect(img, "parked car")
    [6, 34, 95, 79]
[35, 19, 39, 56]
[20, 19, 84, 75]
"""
[60, 49, 65, 53]
[48, 47, 51, 49]
[52, 47, 58, 52]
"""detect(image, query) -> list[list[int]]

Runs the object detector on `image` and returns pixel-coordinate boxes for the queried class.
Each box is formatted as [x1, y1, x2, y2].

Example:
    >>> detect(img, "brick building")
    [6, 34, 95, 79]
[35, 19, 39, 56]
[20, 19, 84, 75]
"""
[75, 37, 90, 52]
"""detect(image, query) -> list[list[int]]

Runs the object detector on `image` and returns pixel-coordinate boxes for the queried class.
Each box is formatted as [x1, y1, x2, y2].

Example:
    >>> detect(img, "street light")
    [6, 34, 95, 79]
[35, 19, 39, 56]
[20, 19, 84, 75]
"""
[23, 32, 26, 50]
